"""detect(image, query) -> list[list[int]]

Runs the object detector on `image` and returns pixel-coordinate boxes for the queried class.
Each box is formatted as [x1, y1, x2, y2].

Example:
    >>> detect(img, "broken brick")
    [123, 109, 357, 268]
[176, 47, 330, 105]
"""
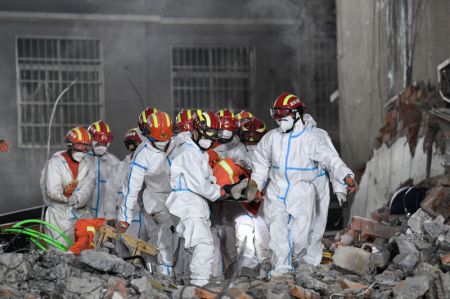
[290, 285, 321, 299]
[194, 287, 219, 299]
[392, 276, 429, 299]
[440, 253, 450, 266]
[227, 288, 253, 299]
[420, 183, 450, 221]
[350, 216, 401, 239]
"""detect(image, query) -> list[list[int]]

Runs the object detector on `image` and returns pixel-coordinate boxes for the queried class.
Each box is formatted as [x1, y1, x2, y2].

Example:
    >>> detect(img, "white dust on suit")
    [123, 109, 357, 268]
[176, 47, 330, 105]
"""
[40, 151, 95, 246]
[118, 141, 175, 273]
[87, 152, 120, 218]
[226, 143, 270, 269]
[251, 114, 354, 275]
[165, 136, 222, 286]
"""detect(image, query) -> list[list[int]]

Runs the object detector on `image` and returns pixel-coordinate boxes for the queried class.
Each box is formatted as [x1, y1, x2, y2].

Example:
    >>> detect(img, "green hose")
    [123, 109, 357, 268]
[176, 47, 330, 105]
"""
[29, 237, 47, 251]
[15, 227, 68, 250]
[12, 219, 73, 247]
[4, 228, 68, 251]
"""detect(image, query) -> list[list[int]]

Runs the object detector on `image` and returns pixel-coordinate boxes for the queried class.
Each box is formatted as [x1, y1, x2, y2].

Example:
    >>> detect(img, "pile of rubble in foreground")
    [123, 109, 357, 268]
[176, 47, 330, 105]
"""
[1, 182, 449, 299]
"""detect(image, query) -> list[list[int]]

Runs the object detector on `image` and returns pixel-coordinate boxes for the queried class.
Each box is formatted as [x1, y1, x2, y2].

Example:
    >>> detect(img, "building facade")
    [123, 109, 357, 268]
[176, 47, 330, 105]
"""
[0, 0, 339, 215]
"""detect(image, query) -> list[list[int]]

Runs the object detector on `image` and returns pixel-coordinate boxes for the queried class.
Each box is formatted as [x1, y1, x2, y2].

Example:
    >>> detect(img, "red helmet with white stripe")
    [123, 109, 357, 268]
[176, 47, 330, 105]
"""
[216, 109, 238, 132]
[143, 111, 173, 141]
[270, 92, 306, 120]
[123, 128, 142, 152]
[87, 120, 113, 143]
[239, 117, 267, 144]
[175, 109, 195, 133]
[193, 110, 221, 139]
[235, 110, 254, 127]
[65, 127, 92, 152]
[138, 107, 158, 132]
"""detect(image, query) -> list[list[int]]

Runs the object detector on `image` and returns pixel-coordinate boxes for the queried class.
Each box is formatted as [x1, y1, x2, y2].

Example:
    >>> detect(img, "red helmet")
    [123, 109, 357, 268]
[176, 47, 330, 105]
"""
[65, 127, 92, 152]
[175, 109, 195, 133]
[143, 111, 173, 141]
[123, 128, 142, 151]
[270, 92, 306, 120]
[193, 110, 221, 139]
[138, 107, 158, 132]
[216, 109, 238, 132]
[87, 120, 113, 143]
[235, 110, 254, 127]
[239, 117, 267, 144]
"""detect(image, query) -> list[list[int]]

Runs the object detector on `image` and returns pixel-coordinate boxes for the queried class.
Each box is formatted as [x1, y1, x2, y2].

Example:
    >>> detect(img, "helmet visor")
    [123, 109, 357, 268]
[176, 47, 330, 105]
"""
[201, 128, 219, 139]
[72, 143, 91, 153]
[270, 108, 296, 120]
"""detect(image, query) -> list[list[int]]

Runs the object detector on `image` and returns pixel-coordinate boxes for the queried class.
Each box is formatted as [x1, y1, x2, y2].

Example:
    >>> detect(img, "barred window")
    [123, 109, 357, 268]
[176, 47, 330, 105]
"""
[16, 37, 104, 148]
[171, 46, 255, 116]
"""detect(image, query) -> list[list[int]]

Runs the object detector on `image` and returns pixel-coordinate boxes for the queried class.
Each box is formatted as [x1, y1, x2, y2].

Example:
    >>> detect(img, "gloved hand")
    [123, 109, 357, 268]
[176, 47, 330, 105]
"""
[68, 195, 83, 209]
[64, 180, 78, 197]
[245, 179, 259, 202]
[223, 178, 249, 200]
[115, 221, 129, 233]
[344, 175, 358, 194]
[336, 192, 348, 208]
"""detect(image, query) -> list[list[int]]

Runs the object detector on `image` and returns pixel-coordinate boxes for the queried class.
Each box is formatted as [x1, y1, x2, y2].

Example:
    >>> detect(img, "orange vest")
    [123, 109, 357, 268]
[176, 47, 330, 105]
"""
[62, 151, 79, 180]
[213, 158, 262, 215]
[69, 218, 106, 255]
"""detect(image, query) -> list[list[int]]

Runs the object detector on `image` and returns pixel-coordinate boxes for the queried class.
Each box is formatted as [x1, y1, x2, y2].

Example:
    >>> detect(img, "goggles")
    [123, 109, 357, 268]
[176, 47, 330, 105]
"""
[200, 128, 219, 139]
[241, 131, 263, 144]
[72, 143, 91, 153]
[270, 107, 296, 120]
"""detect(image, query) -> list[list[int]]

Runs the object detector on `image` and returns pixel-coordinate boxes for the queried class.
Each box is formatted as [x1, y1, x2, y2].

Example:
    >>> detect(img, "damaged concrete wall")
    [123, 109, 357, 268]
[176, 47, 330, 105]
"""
[351, 136, 444, 219]
[336, 0, 450, 170]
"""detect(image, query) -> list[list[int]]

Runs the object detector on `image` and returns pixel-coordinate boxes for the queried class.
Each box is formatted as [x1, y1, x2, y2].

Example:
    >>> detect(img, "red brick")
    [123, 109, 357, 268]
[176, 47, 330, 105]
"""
[350, 216, 401, 239]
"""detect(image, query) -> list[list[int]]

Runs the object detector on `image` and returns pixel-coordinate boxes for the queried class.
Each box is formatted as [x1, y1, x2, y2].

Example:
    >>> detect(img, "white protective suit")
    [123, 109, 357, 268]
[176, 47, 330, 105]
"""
[40, 151, 95, 246]
[302, 120, 348, 266]
[226, 143, 271, 269]
[104, 154, 148, 239]
[251, 114, 354, 275]
[87, 151, 119, 218]
[165, 136, 222, 286]
[118, 141, 175, 274]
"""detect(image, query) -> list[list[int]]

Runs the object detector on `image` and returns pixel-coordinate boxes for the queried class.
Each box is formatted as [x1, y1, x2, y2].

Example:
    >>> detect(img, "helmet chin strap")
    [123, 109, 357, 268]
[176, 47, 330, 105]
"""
[284, 112, 301, 133]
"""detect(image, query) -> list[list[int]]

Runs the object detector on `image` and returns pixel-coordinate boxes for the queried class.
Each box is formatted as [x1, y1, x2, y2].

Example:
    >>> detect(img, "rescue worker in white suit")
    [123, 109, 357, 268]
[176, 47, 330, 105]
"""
[210, 108, 240, 279]
[165, 110, 247, 287]
[86, 120, 120, 218]
[117, 111, 175, 276]
[302, 116, 354, 266]
[104, 128, 148, 239]
[41, 127, 95, 246]
[246, 92, 358, 277]
[226, 117, 271, 274]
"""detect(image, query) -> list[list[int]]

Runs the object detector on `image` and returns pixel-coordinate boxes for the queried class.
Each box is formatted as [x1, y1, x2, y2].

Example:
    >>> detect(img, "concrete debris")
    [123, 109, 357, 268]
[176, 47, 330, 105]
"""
[392, 275, 429, 299]
[423, 215, 445, 240]
[332, 246, 373, 275]
[80, 249, 136, 277]
[407, 208, 432, 233]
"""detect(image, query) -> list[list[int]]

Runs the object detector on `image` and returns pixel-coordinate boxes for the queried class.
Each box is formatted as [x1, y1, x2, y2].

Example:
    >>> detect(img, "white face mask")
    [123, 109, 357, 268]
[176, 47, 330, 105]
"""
[276, 115, 295, 133]
[153, 140, 170, 151]
[93, 146, 108, 156]
[220, 130, 233, 140]
[245, 144, 257, 152]
[198, 138, 212, 150]
[72, 151, 86, 162]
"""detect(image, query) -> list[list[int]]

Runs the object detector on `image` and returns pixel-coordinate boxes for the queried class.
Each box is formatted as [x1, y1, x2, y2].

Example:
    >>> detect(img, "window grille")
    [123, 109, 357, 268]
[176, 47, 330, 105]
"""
[16, 37, 104, 147]
[171, 46, 255, 116]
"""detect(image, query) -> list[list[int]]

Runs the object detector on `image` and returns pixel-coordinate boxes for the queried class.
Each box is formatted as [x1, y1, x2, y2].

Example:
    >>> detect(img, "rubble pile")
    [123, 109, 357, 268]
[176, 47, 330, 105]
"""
[0, 248, 171, 299]
[1, 187, 450, 299]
